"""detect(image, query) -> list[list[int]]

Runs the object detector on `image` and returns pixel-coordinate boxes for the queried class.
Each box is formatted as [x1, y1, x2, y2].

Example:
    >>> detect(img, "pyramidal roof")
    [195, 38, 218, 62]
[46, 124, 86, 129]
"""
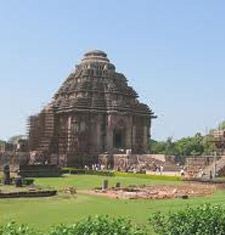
[50, 50, 153, 116]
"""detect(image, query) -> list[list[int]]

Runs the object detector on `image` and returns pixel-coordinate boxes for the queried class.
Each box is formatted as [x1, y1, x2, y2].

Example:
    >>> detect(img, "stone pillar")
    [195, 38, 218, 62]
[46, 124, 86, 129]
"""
[3, 164, 10, 185]
[96, 121, 101, 153]
[132, 125, 136, 152]
[67, 116, 72, 152]
[125, 116, 132, 149]
[102, 179, 108, 190]
[143, 126, 148, 153]
[106, 129, 113, 151]
[106, 115, 113, 151]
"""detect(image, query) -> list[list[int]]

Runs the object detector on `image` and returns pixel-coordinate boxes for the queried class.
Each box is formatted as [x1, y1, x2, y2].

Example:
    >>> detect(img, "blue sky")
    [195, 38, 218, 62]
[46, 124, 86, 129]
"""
[0, 0, 224, 141]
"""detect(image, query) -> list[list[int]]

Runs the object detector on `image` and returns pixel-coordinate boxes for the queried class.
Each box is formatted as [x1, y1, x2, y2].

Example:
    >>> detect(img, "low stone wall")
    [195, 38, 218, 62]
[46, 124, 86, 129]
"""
[113, 154, 137, 171]
[98, 154, 179, 172]
[0, 190, 57, 199]
[144, 154, 166, 162]
[19, 165, 62, 177]
[58, 154, 98, 168]
[99, 154, 113, 169]
[186, 156, 214, 173]
[0, 152, 30, 171]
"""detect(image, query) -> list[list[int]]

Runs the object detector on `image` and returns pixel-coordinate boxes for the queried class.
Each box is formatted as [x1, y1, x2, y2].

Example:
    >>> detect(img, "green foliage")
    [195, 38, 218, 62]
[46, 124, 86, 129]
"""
[8, 135, 26, 144]
[23, 178, 35, 186]
[149, 203, 225, 235]
[61, 168, 115, 176]
[150, 120, 225, 163]
[176, 133, 204, 157]
[0, 221, 38, 235]
[115, 171, 181, 181]
[218, 121, 225, 130]
[48, 216, 147, 235]
[150, 133, 215, 163]
[150, 139, 166, 154]
[0, 217, 147, 235]
[202, 134, 214, 155]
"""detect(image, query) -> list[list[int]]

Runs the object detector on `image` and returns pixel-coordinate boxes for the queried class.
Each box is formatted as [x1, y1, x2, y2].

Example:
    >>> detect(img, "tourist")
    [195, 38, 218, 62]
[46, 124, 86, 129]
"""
[210, 171, 213, 180]
[156, 165, 160, 174]
[180, 168, 185, 177]
[84, 165, 89, 170]
[92, 164, 95, 171]
[160, 165, 164, 175]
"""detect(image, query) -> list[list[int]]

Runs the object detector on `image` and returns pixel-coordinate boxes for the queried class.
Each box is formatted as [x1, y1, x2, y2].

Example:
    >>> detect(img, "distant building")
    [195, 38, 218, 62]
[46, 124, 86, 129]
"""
[28, 50, 156, 167]
[15, 139, 29, 152]
[214, 130, 225, 155]
[0, 141, 13, 152]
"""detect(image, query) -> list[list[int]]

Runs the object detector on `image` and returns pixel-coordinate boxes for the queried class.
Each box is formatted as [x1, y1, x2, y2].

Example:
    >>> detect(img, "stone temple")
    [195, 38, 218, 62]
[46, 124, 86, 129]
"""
[28, 50, 156, 167]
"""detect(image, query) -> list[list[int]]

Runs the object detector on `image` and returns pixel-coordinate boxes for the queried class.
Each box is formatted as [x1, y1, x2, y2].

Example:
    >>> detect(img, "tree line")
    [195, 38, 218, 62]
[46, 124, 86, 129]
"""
[150, 121, 225, 163]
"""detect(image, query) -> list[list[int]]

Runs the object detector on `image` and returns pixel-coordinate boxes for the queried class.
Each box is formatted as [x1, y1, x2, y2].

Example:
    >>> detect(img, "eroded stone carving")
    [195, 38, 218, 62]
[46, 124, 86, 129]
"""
[28, 50, 156, 167]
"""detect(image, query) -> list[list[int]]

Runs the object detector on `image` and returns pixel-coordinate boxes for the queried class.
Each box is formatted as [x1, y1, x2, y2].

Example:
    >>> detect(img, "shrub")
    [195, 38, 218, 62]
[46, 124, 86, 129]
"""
[149, 204, 225, 235]
[115, 172, 181, 181]
[23, 178, 35, 186]
[0, 221, 38, 235]
[48, 216, 147, 235]
[0, 216, 147, 235]
[85, 170, 114, 177]
[61, 168, 115, 177]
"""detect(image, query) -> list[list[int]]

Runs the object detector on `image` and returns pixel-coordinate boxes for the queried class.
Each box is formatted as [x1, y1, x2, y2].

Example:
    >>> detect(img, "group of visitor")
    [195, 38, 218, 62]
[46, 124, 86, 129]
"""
[156, 165, 164, 175]
[89, 164, 106, 171]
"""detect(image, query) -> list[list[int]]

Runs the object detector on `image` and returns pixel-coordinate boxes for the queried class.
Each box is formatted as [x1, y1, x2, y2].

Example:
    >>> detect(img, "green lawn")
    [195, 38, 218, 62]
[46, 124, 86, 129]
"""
[0, 174, 224, 231]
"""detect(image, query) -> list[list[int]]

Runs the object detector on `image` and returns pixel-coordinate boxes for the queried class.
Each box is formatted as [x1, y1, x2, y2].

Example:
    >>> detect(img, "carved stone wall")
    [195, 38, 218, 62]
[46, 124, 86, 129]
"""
[28, 50, 156, 167]
[0, 152, 30, 172]
[99, 154, 179, 172]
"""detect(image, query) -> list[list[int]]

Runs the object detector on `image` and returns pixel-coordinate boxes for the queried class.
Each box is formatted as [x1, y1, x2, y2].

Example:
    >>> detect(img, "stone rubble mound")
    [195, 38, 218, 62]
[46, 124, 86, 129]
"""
[88, 184, 214, 200]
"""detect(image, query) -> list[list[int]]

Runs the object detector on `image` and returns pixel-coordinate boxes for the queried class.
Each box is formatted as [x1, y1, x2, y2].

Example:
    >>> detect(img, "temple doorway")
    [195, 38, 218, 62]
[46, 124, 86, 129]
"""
[113, 128, 125, 149]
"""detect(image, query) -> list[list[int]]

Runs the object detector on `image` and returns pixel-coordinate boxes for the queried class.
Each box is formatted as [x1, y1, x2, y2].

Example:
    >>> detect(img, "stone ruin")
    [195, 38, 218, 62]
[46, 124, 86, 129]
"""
[85, 184, 215, 200]
[2, 164, 10, 185]
[214, 130, 225, 155]
[99, 153, 180, 172]
[27, 50, 156, 167]
[0, 152, 60, 177]
[0, 51, 183, 173]
[186, 130, 225, 180]
[0, 152, 30, 172]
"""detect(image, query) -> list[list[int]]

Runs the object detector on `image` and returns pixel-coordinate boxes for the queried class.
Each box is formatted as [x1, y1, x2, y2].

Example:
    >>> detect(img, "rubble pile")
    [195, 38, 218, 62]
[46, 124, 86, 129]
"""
[87, 184, 214, 200]
[60, 186, 77, 195]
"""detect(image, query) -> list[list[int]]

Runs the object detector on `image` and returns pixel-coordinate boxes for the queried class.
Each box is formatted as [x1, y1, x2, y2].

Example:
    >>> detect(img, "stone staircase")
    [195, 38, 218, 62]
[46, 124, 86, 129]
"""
[200, 156, 225, 180]
[163, 162, 181, 172]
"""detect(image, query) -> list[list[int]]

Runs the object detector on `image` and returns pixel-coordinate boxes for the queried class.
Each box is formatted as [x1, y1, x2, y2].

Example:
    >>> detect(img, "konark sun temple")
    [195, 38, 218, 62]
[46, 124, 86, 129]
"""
[28, 50, 157, 169]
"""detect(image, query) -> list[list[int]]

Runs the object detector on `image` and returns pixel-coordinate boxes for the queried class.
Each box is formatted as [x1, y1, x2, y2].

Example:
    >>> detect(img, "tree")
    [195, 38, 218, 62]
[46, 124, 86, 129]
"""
[164, 137, 178, 156]
[218, 120, 225, 130]
[149, 121, 225, 164]
[202, 134, 214, 155]
[8, 135, 27, 144]
[150, 140, 166, 154]
[175, 133, 204, 158]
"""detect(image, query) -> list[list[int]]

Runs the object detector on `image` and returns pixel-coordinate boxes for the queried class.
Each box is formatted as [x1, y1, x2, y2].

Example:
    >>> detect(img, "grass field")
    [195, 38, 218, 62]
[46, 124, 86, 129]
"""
[0, 174, 225, 231]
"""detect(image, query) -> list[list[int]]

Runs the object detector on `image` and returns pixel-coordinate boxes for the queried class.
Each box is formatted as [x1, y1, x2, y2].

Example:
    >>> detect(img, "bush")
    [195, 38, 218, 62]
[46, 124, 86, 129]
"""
[85, 170, 114, 177]
[0, 216, 147, 235]
[61, 168, 115, 177]
[0, 221, 38, 235]
[149, 204, 225, 235]
[115, 171, 181, 181]
[23, 178, 35, 186]
[48, 216, 147, 235]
